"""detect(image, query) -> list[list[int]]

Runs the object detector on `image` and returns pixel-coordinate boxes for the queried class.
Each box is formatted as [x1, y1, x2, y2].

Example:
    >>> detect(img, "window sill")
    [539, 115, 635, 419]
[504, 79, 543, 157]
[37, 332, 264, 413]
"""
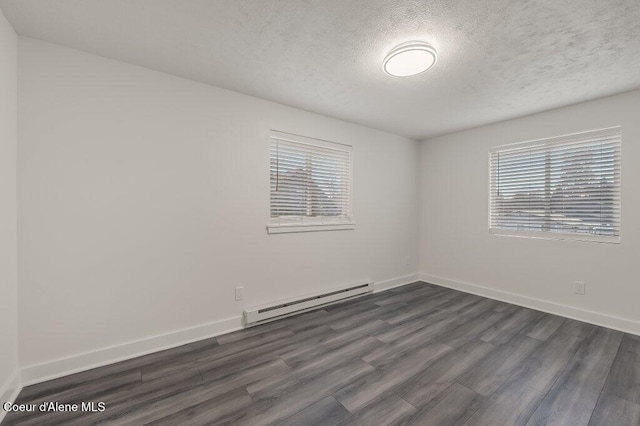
[489, 229, 620, 244]
[267, 222, 356, 234]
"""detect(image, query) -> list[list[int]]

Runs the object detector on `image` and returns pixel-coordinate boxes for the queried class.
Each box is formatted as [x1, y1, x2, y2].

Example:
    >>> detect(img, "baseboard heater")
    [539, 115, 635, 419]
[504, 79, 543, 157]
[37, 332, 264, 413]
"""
[243, 282, 373, 326]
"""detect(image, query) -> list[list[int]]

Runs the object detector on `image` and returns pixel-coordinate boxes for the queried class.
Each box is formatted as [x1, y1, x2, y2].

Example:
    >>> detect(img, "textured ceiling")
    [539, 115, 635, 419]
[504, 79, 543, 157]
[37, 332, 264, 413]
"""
[1, 0, 640, 139]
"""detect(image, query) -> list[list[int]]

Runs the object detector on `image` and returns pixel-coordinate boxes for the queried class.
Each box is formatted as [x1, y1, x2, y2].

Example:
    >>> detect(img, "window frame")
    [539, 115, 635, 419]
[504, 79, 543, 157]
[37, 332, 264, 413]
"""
[488, 127, 622, 244]
[267, 130, 355, 234]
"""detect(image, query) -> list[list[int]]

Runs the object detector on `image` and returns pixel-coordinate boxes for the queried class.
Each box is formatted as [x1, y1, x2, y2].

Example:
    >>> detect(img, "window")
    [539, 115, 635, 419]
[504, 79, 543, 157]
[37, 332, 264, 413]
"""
[268, 130, 354, 234]
[489, 127, 621, 243]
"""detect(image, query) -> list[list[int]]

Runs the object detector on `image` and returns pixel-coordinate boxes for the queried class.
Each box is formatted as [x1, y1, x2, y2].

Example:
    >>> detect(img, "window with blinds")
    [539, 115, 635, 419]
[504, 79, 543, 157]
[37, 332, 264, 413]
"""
[489, 127, 621, 242]
[268, 131, 354, 233]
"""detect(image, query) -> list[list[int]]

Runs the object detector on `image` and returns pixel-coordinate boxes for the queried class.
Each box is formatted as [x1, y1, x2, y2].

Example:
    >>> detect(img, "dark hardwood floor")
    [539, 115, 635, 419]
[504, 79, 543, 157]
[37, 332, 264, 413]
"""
[4, 282, 640, 425]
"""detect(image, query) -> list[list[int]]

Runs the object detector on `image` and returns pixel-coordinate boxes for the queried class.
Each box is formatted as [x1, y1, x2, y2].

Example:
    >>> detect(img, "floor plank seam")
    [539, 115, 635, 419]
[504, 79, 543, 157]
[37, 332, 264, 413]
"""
[455, 381, 487, 423]
[195, 366, 205, 384]
[587, 336, 626, 424]
[332, 392, 353, 414]
[589, 388, 608, 426]
[7, 286, 640, 426]
[389, 387, 420, 411]
[524, 323, 589, 424]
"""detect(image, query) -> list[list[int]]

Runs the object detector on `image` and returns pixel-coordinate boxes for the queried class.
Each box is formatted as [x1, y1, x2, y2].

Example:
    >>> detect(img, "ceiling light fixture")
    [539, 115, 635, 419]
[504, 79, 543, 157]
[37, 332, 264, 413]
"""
[383, 41, 438, 77]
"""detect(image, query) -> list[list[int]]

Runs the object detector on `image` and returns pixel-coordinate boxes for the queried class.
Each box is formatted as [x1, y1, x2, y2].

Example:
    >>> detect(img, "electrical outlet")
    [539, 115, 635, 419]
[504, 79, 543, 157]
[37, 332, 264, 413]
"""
[573, 281, 585, 295]
[235, 286, 244, 301]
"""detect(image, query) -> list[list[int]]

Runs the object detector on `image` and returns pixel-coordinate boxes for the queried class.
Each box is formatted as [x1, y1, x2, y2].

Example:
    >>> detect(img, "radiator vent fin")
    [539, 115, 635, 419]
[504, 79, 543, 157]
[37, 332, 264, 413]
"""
[243, 282, 372, 326]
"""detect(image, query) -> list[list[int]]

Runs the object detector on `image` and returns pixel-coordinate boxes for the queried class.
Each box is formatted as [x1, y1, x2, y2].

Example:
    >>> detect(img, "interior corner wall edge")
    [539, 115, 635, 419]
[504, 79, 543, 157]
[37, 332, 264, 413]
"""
[16, 36, 420, 368]
[0, 5, 21, 418]
[419, 89, 640, 333]
[0, 370, 21, 423]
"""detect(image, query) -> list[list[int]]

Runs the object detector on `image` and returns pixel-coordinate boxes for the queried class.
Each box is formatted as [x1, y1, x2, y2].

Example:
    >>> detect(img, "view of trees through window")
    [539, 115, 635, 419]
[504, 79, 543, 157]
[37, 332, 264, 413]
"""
[490, 131, 621, 239]
[270, 134, 351, 223]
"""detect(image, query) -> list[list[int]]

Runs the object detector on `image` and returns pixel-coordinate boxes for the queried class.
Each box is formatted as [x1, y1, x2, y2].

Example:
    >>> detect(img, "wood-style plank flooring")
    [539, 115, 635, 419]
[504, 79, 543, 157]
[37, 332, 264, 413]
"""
[4, 282, 640, 425]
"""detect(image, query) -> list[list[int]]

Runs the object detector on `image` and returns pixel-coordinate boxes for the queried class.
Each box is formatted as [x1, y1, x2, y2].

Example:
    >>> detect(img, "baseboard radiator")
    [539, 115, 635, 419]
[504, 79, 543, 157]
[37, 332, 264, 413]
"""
[243, 282, 373, 326]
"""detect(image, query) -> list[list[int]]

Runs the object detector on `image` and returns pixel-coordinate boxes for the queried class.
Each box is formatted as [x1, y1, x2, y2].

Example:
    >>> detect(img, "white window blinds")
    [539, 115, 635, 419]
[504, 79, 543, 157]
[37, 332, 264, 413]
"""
[269, 131, 353, 230]
[489, 127, 621, 242]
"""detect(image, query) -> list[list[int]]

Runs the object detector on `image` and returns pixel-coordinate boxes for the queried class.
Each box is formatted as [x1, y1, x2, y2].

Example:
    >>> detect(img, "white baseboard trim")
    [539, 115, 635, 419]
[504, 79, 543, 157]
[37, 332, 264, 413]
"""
[18, 273, 422, 388]
[374, 273, 420, 293]
[0, 370, 22, 423]
[420, 273, 640, 336]
[21, 316, 242, 386]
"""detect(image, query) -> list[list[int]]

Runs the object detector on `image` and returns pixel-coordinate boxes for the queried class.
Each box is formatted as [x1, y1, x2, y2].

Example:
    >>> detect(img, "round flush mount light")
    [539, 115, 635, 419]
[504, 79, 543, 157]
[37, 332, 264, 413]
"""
[383, 41, 438, 77]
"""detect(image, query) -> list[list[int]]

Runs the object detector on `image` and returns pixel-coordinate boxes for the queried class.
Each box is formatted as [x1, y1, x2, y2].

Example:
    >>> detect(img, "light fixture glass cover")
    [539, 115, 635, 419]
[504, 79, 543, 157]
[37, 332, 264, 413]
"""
[383, 41, 437, 77]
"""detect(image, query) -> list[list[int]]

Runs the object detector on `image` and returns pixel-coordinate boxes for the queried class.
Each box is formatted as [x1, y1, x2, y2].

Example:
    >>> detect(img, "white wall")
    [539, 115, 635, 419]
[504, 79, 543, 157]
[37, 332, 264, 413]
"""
[0, 6, 20, 411]
[419, 89, 640, 333]
[17, 37, 419, 378]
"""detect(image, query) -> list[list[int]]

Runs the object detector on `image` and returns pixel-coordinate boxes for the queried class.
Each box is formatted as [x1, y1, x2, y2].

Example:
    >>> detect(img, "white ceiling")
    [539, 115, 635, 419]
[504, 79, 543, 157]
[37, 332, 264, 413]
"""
[2, 0, 640, 139]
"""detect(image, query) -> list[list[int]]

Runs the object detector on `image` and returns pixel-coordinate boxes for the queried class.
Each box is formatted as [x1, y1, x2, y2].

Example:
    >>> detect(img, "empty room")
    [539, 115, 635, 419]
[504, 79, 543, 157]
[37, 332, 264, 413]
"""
[1, 0, 639, 425]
